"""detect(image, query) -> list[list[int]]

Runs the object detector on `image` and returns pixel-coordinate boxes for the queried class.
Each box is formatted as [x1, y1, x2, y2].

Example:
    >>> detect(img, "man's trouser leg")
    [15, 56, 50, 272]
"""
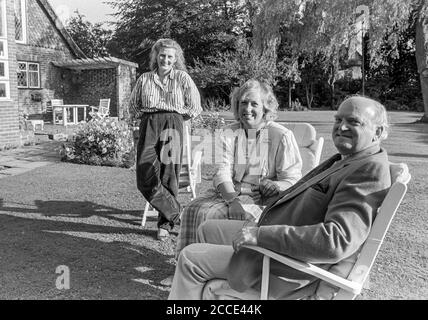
[169, 220, 247, 299]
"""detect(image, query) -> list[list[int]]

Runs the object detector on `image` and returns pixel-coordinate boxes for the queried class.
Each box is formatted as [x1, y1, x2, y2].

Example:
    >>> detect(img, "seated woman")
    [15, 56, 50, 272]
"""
[175, 79, 303, 257]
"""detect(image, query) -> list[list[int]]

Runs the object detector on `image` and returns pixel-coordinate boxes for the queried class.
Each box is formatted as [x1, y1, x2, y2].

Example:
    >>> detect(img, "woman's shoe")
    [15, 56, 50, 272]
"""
[157, 228, 170, 241]
[160, 275, 174, 286]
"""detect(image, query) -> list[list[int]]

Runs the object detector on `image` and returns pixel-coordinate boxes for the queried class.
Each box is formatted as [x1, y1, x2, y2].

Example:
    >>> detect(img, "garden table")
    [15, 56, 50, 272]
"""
[53, 104, 89, 126]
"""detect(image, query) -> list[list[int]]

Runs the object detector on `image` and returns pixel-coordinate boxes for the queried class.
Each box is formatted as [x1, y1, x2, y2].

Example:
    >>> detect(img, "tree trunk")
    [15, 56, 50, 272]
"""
[305, 83, 313, 109]
[415, 4, 428, 122]
[328, 64, 337, 110]
[289, 81, 292, 109]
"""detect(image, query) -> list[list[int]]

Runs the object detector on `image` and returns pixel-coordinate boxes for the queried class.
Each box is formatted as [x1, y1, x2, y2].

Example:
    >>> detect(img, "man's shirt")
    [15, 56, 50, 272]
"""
[129, 69, 202, 120]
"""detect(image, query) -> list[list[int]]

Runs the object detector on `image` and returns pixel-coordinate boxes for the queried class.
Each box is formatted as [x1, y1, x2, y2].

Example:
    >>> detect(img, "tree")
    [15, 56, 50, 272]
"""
[108, 0, 257, 71]
[189, 38, 279, 101]
[254, 0, 428, 121]
[414, 0, 428, 121]
[65, 11, 113, 58]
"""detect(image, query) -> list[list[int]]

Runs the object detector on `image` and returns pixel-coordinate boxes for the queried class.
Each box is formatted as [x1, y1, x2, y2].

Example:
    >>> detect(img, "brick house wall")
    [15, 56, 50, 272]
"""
[50, 64, 137, 120]
[0, 0, 137, 149]
[0, 0, 80, 149]
[17, 0, 75, 116]
[0, 0, 20, 148]
[55, 68, 118, 117]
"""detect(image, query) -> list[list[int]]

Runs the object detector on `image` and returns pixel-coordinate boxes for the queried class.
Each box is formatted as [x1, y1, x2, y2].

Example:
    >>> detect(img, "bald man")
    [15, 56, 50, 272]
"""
[168, 95, 392, 300]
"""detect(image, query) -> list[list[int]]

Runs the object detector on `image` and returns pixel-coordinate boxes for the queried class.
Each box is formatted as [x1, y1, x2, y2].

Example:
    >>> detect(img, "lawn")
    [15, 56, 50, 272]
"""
[0, 110, 426, 300]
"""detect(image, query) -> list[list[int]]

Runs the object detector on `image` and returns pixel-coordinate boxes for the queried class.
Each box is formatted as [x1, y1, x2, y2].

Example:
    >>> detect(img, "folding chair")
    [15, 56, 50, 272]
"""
[90, 99, 110, 120]
[141, 121, 202, 227]
[202, 162, 411, 300]
[280, 122, 324, 175]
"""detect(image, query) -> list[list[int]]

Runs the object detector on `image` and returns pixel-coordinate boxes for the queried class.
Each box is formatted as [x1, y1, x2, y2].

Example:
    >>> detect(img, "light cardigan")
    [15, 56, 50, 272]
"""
[212, 121, 303, 192]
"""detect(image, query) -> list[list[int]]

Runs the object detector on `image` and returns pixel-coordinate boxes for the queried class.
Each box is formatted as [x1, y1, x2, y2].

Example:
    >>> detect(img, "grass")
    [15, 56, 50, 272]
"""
[0, 110, 427, 300]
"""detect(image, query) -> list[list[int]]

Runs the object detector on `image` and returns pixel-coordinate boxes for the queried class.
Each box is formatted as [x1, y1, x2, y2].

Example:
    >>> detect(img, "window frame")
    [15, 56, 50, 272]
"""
[0, 0, 6, 38]
[15, 0, 27, 44]
[0, 81, 10, 99]
[17, 61, 41, 89]
[0, 0, 10, 99]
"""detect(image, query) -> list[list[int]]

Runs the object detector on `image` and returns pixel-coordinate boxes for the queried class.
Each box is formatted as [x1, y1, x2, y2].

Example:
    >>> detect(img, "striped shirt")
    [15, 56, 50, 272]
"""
[129, 69, 202, 120]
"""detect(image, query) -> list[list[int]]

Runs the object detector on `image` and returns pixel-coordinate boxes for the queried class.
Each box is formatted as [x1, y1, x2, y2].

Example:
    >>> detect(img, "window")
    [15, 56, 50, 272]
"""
[0, 0, 9, 99]
[17, 62, 40, 88]
[15, 0, 27, 43]
[0, 0, 5, 38]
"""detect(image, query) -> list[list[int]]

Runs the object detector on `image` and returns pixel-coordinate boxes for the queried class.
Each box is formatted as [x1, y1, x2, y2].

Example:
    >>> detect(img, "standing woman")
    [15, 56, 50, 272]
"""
[129, 38, 202, 240]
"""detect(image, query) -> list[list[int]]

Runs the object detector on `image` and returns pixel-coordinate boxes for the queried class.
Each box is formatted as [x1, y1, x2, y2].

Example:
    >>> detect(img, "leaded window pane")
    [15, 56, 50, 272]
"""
[17, 70, 27, 87]
[29, 63, 39, 72]
[29, 71, 39, 87]
[14, 0, 23, 41]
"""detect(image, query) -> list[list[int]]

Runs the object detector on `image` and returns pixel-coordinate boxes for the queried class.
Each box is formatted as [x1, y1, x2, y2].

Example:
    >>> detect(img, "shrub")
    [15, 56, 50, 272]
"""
[61, 118, 135, 168]
[191, 112, 226, 134]
[203, 97, 230, 112]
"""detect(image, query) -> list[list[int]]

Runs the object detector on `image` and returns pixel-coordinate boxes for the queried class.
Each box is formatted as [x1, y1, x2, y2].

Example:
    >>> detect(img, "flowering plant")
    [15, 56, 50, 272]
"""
[61, 117, 135, 168]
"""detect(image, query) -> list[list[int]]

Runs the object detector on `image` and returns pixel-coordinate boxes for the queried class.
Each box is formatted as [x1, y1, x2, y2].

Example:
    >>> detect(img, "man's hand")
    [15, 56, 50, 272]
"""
[228, 199, 248, 220]
[259, 179, 280, 198]
[232, 226, 259, 253]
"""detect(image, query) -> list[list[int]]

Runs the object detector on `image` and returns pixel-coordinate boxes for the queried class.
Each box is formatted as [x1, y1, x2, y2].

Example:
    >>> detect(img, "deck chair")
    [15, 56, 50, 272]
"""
[49, 99, 64, 124]
[280, 122, 324, 175]
[202, 162, 411, 300]
[141, 121, 202, 227]
[90, 99, 110, 120]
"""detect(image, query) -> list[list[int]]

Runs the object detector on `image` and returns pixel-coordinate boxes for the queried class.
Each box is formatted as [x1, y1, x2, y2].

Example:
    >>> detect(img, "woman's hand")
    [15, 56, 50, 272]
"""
[228, 199, 248, 220]
[232, 226, 259, 252]
[259, 179, 280, 198]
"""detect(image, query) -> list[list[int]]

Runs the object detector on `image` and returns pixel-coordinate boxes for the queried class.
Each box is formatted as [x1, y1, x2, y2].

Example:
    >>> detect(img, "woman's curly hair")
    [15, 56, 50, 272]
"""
[149, 38, 187, 72]
[230, 79, 279, 122]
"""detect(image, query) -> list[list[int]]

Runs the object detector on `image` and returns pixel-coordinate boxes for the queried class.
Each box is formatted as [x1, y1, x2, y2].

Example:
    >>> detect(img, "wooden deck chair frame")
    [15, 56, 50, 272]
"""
[202, 162, 411, 300]
[90, 99, 111, 120]
[141, 121, 202, 227]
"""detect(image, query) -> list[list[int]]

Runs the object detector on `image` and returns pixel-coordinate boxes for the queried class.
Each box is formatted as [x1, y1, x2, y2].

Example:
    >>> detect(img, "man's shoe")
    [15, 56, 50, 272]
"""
[157, 228, 170, 241]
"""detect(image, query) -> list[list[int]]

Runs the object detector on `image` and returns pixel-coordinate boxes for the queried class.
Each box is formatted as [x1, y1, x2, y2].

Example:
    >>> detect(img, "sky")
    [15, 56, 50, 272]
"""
[48, 0, 117, 25]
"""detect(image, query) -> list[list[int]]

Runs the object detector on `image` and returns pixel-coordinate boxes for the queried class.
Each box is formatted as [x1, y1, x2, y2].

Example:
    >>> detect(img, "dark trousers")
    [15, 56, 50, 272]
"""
[136, 112, 183, 230]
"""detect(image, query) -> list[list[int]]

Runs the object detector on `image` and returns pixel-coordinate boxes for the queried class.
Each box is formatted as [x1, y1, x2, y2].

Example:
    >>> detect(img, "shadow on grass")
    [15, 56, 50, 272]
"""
[392, 123, 428, 145]
[0, 199, 158, 237]
[0, 200, 175, 299]
[389, 153, 428, 159]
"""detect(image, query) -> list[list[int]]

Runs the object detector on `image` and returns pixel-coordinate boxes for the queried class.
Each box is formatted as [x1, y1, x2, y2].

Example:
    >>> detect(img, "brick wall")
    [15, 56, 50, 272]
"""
[55, 68, 118, 117]
[17, 0, 75, 116]
[0, 0, 77, 148]
[0, 0, 19, 148]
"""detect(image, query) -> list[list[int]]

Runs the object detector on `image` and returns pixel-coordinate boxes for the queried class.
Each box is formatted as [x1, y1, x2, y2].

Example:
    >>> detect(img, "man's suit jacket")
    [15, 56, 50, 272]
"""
[228, 145, 391, 294]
